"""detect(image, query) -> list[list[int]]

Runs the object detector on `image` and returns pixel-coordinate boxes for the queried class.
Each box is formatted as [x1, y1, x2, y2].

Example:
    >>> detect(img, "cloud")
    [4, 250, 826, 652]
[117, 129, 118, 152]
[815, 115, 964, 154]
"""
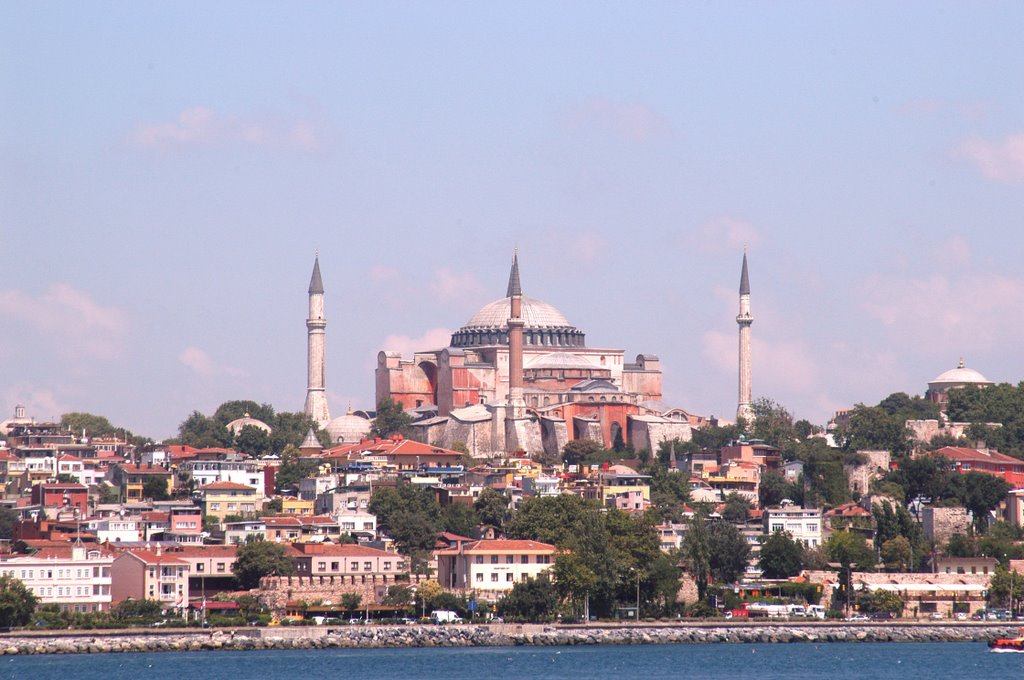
[130, 106, 323, 151]
[564, 97, 671, 141]
[379, 328, 454, 356]
[956, 132, 1024, 183]
[368, 265, 400, 283]
[178, 346, 248, 379]
[860, 268, 1024, 355]
[2, 383, 66, 423]
[0, 284, 127, 360]
[702, 331, 819, 395]
[685, 217, 762, 255]
[570, 231, 606, 264]
[429, 268, 484, 304]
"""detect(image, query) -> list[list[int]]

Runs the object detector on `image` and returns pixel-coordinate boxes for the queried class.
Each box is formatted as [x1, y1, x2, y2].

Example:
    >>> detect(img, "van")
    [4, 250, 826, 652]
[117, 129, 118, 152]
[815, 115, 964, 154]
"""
[806, 605, 826, 620]
[431, 610, 463, 624]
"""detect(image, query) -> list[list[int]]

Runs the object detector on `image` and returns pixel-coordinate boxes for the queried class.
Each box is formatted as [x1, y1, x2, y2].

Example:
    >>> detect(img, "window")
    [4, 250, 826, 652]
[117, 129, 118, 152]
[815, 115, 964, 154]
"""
[318, 562, 326, 571]
[505, 556, 514, 564]
[352, 562, 359, 571]
[490, 556, 498, 564]
[490, 573, 498, 582]
[475, 556, 483, 565]
[475, 573, 483, 582]
[364, 562, 372, 571]
[521, 556, 529, 564]
[771, 523, 784, 533]
[506, 573, 514, 582]
[196, 563, 205, 572]
[331, 562, 340, 571]
[216, 563, 226, 573]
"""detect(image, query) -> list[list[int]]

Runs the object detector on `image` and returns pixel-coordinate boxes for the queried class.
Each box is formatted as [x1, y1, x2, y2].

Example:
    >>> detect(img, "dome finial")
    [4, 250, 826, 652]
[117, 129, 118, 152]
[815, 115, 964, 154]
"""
[958, 356, 965, 369]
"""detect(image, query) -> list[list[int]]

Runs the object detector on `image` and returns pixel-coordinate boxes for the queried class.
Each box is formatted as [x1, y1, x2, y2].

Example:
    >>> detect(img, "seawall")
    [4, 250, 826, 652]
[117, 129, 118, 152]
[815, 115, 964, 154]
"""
[0, 623, 1015, 655]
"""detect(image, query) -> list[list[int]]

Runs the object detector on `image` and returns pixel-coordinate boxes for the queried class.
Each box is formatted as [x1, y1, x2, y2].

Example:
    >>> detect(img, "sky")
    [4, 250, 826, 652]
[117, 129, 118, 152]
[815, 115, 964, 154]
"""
[3, 2, 1024, 441]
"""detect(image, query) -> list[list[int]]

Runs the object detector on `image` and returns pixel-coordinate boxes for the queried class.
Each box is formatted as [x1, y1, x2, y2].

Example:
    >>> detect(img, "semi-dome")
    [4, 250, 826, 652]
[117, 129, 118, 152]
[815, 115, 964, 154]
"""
[451, 296, 586, 349]
[929, 359, 993, 387]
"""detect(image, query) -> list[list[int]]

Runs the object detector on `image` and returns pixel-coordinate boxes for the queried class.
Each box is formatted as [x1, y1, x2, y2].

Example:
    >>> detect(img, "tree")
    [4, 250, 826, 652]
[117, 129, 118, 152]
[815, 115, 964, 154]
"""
[142, 476, 169, 501]
[612, 428, 627, 453]
[270, 411, 331, 451]
[0, 508, 19, 540]
[369, 485, 442, 572]
[0, 575, 37, 628]
[235, 424, 271, 456]
[988, 565, 1024, 612]
[842, 404, 910, 456]
[562, 439, 601, 466]
[856, 589, 904, 616]
[340, 593, 362, 611]
[880, 536, 912, 572]
[721, 493, 752, 524]
[370, 398, 413, 439]
[441, 503, 479, 538]
[707, 520, 750, 584]
[957, 471, 1012, 532]
[111, 598, 163, 623]
[178, 411, 233, 449]
[826, 530, 876, 571]
[681, 513, 712, 602]
[61, 412, 117, 438]
[213, 400, 276, 427]
[274, 445, 320, 492]
[497, 574, 559, 621]
[646, 464, 690, 523]
[759, 531, 805, 579]
[474, 488, 510, 530]
[233, 540, 295, 589]
[758, 470, 792, 508]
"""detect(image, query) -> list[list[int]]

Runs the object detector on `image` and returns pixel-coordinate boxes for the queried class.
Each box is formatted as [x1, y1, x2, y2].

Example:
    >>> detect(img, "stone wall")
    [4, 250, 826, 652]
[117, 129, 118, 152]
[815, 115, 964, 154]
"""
[922, 507, 970, 543]
[256, 574, 431, 615]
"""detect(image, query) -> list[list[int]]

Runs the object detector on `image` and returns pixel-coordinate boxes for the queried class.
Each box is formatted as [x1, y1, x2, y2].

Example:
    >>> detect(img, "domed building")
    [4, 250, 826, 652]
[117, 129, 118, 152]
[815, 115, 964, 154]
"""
[325, 407, 373, 445]
[376, 254, 683, 458]
[926, 358, 994, 409]
[225, 413, 273, 437]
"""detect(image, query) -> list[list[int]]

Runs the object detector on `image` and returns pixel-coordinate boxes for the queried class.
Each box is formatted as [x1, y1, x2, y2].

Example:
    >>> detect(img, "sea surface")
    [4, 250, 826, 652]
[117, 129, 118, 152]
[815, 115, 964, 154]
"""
[1, 642, 1019, 680]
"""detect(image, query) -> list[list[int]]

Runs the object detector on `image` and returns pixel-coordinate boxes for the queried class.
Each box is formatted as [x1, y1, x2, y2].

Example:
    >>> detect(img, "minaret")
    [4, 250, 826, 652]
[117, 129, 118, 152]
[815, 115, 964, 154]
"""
[506, 250, 525, 415]
[304, 255, 331, 426]
[736, 251, 754, 423]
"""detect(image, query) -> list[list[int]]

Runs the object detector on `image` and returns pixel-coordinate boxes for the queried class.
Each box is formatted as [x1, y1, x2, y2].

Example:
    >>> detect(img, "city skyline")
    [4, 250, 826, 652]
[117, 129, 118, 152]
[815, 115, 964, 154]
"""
[3, 3, 1024, 439]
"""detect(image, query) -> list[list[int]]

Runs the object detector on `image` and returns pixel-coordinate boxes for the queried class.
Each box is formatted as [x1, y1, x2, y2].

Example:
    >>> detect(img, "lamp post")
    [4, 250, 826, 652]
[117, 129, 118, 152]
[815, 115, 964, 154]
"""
[635, 571, 641, 620]
[411, 586, 418, 621]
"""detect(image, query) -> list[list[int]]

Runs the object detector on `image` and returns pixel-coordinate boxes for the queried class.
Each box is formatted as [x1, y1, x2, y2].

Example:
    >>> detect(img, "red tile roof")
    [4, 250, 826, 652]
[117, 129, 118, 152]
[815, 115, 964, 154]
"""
[934, 446, 1024, 465]
[200, 481, 258, 491]
[437, 539, 556, 555]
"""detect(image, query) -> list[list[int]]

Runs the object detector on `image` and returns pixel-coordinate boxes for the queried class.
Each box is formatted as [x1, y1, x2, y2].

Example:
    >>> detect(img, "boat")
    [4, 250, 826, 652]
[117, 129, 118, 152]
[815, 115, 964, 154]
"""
[989, 629, 1024, 652]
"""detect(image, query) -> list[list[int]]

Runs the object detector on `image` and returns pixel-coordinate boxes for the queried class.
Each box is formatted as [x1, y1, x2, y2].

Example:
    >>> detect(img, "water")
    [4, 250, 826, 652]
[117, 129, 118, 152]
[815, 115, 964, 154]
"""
[0, 642, 1019, 680]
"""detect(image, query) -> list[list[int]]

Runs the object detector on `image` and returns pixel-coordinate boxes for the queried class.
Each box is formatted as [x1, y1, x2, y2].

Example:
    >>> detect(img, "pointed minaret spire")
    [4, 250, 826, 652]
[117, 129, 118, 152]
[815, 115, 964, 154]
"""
[506, 249, 522, 298]
[309, 253, 324, 295]
[739, 250, 750, 296]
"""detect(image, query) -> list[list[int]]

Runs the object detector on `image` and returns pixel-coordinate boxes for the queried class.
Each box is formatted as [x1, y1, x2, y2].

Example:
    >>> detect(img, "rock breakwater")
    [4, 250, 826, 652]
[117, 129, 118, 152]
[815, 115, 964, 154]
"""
[0, 623, 1013, 656]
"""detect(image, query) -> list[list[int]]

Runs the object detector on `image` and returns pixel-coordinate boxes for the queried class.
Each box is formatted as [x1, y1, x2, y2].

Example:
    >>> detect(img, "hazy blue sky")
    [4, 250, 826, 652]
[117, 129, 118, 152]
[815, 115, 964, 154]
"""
[3, 2, 1024, 440]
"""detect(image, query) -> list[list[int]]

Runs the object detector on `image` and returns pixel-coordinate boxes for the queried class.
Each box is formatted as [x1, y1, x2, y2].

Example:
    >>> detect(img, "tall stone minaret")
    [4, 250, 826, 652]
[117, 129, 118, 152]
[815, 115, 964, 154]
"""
[506, 250, 525, 416]
[736, 251, 754, 423]
[304, 255, 331, 426]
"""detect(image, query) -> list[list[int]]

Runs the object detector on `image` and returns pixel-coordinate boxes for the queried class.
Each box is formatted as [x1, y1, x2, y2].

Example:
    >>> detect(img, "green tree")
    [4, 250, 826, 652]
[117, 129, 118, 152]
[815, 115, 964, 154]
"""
[826, 530, 876, 571]
[474, 488, 510, 530]
[721, 493, 752, 524]
[340, 593, 362, 611]
[441, 503, 479, 538]
[957, 471, 1012, 532]
[988, 565, 1024, 612]
[274, 445, 320, 492]
[213, 400, 276, 427]
[707, 520, 750, 584]
[270, 411, 331, 451]
[562, 439, 601, 466]
[370, 398, 413, 439]
[758, 531, 805, 579]
[142, 476, 169, 501]
[0, 508, 20, 540]
[369, 485, 442, 572]
[235, 424, 271, 456]
[758, 470, 793, 508]
[842, 404, 910, 456]
[178, 411, 233, 449]
[233, 540, 295, 589]
[856, 589, 904, 616]
[112, 598, 163, 623]
[645, 464, 690, 523]
[880, 536, 912, 572]
[61, 412, 117, 438]
[497, 574, 559, 621]
[0, 575, 37, 628]
[681, 513, 712, 602]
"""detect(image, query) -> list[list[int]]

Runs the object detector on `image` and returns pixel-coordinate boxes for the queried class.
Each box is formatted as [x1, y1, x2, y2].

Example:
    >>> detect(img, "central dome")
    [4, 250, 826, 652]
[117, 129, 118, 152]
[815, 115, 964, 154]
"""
[451, 296, 585, 348]
[464, 296, 571, 329]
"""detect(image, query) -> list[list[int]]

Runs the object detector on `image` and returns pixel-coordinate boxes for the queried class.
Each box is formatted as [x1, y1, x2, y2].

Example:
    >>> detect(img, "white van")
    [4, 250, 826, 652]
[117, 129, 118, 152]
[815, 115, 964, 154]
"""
[431, 610, 463, 624]
[806, 605, 826, 620]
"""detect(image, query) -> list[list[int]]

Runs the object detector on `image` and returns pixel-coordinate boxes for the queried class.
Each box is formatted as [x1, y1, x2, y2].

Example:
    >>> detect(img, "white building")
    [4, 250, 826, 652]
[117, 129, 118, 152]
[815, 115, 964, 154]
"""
[0, 543, 114, 612]
[763, 505, 823, 548]
[435, 539, 556, 600]
[179, 459, 264, 490]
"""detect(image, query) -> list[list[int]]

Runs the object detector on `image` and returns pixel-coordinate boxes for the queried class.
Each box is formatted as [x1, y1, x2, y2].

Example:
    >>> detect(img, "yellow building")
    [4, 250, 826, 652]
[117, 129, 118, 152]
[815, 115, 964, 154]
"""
[199, 481, 264, 521]
[280, 497, 314, 516]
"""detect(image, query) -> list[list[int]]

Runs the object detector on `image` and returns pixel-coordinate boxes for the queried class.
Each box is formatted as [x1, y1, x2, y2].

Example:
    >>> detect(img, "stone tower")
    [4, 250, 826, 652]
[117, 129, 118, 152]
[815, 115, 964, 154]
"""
[736, 251, 754, 423]
[304, 255, 331, 426]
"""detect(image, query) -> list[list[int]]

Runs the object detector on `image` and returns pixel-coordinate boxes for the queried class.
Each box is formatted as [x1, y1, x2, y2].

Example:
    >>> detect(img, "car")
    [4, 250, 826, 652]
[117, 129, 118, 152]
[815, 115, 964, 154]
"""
[954, 612, 967, 621]
[929, 612, 944, 620]
[399, 618, 416, 625]
[846, 615, 869, 622]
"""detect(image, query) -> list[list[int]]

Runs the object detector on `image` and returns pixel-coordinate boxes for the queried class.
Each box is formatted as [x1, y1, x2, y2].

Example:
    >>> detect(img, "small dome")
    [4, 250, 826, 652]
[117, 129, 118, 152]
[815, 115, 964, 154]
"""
[226, 414, 272, 436]
[326, 413, 372, 444]
[929, 358, 993, 387]
[526, 352, 595, 370]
